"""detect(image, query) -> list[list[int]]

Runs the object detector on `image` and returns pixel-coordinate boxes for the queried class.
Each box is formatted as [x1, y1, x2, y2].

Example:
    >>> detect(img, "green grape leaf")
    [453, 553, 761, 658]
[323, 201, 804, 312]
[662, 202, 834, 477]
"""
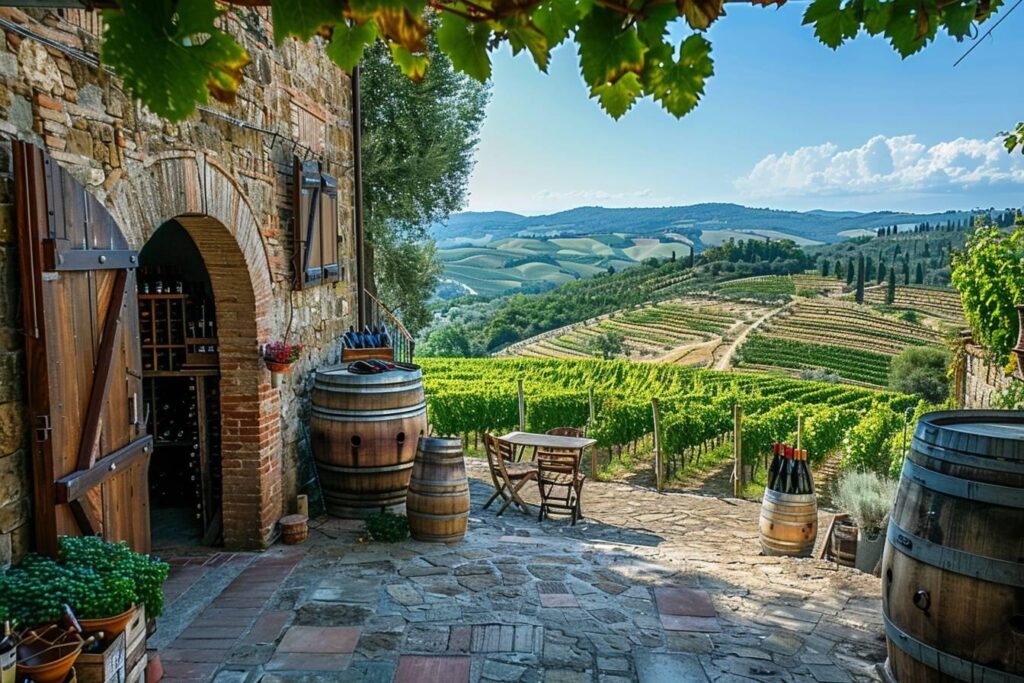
[271, 0, 345, 44]
[390, 42, 430, 80]
[576, 7, 647, 87]
[679, 0, 726, 30]
[941, 0, 976, 39]
[802, 0, 859, 48]
[884, 3, 937, 57]
[436, 13, 493, 81]
[326, 21, 379, 72]
[101, 0, 250, 122]
[507, 20, 551, 72]
[636, 3, 679, 48]
[591, 71, 642, 118]
[862, 0, 892, 34]
[373, 7, 430, 53]
[532, 0, 582, 48]
[642, 33, 713, 118]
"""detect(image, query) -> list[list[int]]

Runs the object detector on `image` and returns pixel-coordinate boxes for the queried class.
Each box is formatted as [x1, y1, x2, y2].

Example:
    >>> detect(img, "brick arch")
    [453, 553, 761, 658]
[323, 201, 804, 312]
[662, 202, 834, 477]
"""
[106, 152, 281, 550]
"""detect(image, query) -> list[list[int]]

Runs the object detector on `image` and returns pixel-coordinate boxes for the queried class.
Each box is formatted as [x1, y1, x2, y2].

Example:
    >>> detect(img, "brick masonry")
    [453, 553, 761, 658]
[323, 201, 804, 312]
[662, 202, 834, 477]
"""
[958, 343, 1019, 409]
[0, 7, 359, 554]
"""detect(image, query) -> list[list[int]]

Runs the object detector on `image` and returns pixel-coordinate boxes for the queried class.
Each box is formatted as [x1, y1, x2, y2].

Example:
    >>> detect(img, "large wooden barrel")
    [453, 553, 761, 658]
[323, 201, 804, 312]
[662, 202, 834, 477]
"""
[407, 437, 470, 543]
[882, 410, 1024, 682]
[759, 489, 817, 557]
[311, 367, 427, 518]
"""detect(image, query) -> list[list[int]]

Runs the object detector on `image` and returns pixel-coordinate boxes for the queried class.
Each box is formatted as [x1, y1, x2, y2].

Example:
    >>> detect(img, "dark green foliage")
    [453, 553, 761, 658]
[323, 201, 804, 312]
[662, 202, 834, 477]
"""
[364, 512, 410, 543]
[59, 536, 170, 620]
[820, 259, 830, 276]
[855, 253, 865, 304]
[361, 36, 489, 334]
[889, 346, 950, 404]
[914, 262, 924, 284]
[700, 238, 809, 267]
[588, 330, 625, 360]
[834, 259, 843, 280]
[846, 257, 855, 285]
[886, 267, 896, 304]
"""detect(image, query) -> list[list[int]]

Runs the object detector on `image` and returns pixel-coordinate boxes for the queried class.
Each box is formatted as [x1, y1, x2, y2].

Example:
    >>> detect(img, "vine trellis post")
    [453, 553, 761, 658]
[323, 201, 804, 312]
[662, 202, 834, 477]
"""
[732, 404, 744, 498]
[588, 387, 597, 482]
[517, 378, 525, 432]
[652, 398, 662, 493]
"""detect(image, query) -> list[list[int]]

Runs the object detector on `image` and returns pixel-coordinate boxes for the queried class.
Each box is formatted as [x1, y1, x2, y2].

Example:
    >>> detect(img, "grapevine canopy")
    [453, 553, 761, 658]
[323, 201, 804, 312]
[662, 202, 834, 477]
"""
[98, 0, 1003, 122]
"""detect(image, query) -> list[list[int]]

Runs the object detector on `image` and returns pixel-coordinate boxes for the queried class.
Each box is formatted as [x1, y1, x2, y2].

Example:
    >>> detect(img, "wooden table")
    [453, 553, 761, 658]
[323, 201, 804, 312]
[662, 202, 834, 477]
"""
[498, 431, 597, 456]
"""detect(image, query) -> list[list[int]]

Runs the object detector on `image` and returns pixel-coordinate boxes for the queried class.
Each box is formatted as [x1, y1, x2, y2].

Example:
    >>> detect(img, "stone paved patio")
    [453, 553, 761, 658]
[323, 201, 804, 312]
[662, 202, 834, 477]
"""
[153, 460, 886, 682]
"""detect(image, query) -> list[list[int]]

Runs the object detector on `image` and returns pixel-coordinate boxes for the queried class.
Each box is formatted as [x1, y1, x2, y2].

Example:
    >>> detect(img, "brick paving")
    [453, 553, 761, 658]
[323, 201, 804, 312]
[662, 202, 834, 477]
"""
[155, 460, 885, 682]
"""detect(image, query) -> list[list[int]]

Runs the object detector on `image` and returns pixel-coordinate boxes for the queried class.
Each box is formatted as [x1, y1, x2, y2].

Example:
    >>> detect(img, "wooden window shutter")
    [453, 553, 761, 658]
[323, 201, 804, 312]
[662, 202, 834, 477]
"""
[320, 172, 340, 285]
[293, 157, 323, 289]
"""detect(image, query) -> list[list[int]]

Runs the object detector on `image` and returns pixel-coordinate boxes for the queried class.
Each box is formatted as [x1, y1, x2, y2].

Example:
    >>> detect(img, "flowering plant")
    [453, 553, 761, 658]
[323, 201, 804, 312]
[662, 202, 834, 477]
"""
[264, 341, 302, 365]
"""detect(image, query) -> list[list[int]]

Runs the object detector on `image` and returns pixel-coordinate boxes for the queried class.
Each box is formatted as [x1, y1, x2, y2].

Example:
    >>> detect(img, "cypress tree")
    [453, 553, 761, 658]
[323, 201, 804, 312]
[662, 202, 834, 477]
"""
[846, 257, 855, 285]
[821, 259, 830, 276]
[886, 267, 896, 304]
[902, 257, 910, 285]
[689, 245, 695, 269]
[856, 253, 865, 303]
[835, 259, 844, 280]
[865, 256, 874, 282]
[877, 258, 886, 284]
[915, 262, 924, 284]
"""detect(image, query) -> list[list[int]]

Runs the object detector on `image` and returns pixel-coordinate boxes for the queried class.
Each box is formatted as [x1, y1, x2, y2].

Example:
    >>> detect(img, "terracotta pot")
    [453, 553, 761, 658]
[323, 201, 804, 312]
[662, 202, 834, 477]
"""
[16, 625, 83, 683]
[78, 604, 136, 639]
[265, 359, 294, 373]
[146, 651, 164, 682]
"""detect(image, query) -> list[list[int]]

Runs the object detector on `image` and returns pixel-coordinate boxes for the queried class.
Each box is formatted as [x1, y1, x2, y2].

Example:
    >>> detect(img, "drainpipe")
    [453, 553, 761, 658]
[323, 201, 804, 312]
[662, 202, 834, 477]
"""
[352, 65, 367, 329]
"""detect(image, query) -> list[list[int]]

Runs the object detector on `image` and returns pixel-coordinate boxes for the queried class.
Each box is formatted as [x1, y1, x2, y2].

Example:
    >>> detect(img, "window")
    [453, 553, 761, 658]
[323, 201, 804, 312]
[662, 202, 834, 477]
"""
[293, 158, 341, 289]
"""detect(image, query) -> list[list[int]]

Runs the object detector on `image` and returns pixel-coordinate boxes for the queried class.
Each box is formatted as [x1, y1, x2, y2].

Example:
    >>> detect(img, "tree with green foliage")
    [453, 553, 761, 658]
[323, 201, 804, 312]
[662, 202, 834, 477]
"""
[820, 259, 830, 277]
[96, 0, 1009, 125]
[902, 255, 910, 285]
[889, 347, 950, 404]
[588, 330, 626, 360]
[361, 37, 489, 334]
[835, 259, 844, 280]
[418, 324, 482, 357]
[885, 267, 896, 304]
[846, 257, 855, 286]
[951, 223, 1024, 365]
[865, 256, 874, 282]
[914, 262, 924, 284]
[855, 253, 865, 304]
[877, 258, 886, 284]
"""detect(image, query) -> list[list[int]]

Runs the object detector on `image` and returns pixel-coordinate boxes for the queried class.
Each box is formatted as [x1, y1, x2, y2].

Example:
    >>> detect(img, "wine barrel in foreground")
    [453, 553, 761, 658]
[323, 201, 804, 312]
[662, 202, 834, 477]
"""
[407, 437, 470, 543]
[311, 367, 427, 518]
[759, 489, 817, 557]
[882, 410, 1024, 683]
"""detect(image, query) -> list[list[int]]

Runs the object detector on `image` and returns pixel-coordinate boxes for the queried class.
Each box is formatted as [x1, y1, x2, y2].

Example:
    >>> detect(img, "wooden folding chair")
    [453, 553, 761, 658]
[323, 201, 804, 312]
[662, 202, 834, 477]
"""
[545, 427, 587, 519]
[483, 433, 537, 516]
[536, 448, 585, 525]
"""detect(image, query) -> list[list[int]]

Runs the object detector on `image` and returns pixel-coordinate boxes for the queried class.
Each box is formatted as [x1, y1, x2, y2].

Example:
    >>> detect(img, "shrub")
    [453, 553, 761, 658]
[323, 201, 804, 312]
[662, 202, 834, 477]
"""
[364, 512, 409, 543]
[889, 346, 950, 404]
[59, 536, 170, 619]
[843, 404, 904, 476]
[832, 471, 898, 536]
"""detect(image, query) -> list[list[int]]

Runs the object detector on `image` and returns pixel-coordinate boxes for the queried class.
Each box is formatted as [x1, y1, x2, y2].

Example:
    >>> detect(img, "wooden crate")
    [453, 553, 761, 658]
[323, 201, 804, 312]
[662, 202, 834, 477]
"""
[125, 653, 147, 683]
[124, 604, 146, 672]
[76, 632, 126, 683]
[342, 347, 393, 362]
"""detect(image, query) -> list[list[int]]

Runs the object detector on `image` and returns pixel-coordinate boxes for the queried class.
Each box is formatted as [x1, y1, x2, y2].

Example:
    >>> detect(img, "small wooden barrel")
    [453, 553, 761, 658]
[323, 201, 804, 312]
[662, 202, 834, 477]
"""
[407, 437, 470, 543]
[759, 489, 817, 557]
[280, 514, 308, 545]
[311, 367, 427, 518]
[883, 410, 1024, 683]
[831, 518, 857, 567]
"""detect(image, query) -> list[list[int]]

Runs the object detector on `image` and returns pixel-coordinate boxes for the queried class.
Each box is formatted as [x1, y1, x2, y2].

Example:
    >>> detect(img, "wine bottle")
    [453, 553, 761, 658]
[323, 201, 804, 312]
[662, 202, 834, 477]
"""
[800, 449, 814, 495]
[0, 620, 15, 683]
[782, 446, 795, 494]
[767, 442, 783, 492]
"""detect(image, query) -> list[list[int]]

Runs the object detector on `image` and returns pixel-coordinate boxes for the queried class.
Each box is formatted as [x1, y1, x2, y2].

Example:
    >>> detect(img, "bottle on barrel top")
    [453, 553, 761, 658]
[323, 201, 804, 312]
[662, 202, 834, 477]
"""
[782, 446, 795, 494]
[767, 442, 783, 492]
[800, 449, 814, 494]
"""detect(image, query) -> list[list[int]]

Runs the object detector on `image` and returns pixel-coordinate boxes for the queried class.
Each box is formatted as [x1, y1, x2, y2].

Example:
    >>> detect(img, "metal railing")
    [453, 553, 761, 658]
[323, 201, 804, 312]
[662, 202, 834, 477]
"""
[364, 289, 415, 363]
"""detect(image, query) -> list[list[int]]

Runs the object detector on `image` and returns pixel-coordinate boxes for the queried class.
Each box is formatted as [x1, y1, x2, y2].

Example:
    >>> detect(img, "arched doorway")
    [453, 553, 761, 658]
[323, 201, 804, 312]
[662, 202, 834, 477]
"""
[138, 221, 222, 547]
[108, 153, 282, 550]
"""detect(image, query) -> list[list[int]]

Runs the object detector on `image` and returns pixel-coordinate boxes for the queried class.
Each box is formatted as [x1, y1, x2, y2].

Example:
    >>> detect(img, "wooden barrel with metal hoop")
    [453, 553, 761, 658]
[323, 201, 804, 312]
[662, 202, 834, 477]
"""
[759, 489, 817, 557]
[882, 410, 1024, 683]
[407, 437, 470, 543]
[311, 366, 427, 518]
[831, 516, 858, 567]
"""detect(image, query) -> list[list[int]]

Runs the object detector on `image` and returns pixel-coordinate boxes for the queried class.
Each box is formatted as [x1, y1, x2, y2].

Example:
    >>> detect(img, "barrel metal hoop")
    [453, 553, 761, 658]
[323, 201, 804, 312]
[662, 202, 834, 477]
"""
[407, 510, 470, 520]
[312, 401, 427, 421]
[903, 458, 1024, 509]
[886, 519, 1024, 588]
[763, 490, 817, 504]
[911, 436, 1024, 475]
[314, 461, 416, 474]
[883, 611, 1024, 683]
[761, 518, 817, 528]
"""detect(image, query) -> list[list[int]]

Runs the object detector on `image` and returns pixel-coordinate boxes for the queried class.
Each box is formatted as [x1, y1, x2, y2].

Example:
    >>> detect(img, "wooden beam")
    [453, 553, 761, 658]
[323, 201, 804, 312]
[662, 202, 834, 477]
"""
[43, 239, 138, 271]
[56, 435, 153, 504]
[75, 267, 128, 471]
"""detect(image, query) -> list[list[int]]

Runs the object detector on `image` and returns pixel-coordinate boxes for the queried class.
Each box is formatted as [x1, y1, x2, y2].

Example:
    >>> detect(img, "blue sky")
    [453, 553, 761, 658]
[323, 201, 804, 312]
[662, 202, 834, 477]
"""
[465, 6, 1024, 215]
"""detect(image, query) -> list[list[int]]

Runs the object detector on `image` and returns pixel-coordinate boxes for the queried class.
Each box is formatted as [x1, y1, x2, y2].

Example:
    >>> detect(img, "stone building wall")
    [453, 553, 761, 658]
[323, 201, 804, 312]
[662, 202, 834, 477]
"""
[959, 343, 1018, 410]
[0, 7, 359, 554]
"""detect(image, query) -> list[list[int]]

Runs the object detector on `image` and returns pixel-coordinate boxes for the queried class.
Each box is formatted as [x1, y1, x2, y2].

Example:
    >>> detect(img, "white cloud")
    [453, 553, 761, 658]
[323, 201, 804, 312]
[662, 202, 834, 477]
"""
[735, 134, 1024, 199]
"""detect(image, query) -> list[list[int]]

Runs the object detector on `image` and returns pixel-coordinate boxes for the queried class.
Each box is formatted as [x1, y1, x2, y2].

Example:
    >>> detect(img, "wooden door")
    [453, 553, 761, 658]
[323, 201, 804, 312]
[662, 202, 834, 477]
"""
[14, 141, 152, 556]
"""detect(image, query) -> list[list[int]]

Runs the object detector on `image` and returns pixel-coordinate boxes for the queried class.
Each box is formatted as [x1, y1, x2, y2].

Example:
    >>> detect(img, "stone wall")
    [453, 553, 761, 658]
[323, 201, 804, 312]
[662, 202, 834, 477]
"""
[0, 7, 359, 552]
[959, 343, 1018, 410]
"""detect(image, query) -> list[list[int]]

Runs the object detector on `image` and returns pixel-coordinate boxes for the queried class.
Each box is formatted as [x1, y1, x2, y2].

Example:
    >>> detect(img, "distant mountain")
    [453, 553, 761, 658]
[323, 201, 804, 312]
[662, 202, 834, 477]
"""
[432, 203, 972, 244]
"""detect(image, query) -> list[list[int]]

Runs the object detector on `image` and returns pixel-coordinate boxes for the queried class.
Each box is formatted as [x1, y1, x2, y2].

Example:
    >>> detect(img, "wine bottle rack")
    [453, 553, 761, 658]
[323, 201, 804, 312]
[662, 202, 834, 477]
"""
[139, 292, 219, 376]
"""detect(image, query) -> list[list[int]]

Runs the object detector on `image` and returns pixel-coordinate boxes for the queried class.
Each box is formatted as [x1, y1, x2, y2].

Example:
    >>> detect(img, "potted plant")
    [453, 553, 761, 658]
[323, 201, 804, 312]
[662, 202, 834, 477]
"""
[263, 340, 302, 387]
[57, 536, 169, 637]
[833, 471, 898, 574]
